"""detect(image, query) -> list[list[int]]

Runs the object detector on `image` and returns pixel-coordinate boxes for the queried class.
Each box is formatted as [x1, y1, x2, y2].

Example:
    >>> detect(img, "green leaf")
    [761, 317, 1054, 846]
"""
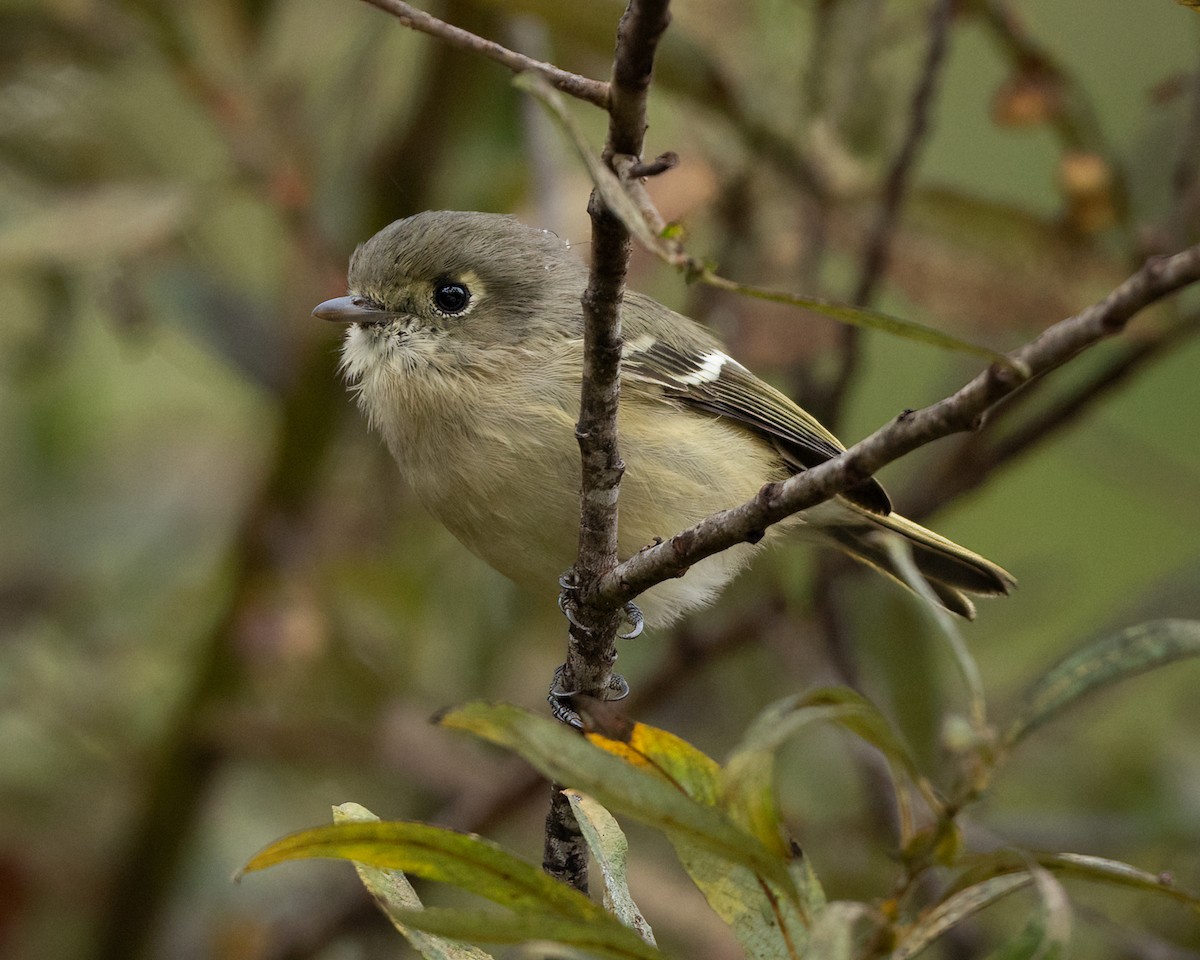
[439, 702, 797, 898]
[240, 819, 601, 922]
[980, 864, 1071, 960]
[242, 808, 666, 960]
[668, 838, 811, 960]
[332, 803, 494, 960]
[566, 709, 814, 958]
[563, 791, 656, 946]
[807, 901, 885, 960]
[701, 273, 1019, 369]
[951, 850, 1200, 912]
[382, 907, 665, 960]
[883, 536, 989, 734]
[1005, 620, 1200, 748]
[889, 873, 1032, 960]
[722, 688, 934, 856]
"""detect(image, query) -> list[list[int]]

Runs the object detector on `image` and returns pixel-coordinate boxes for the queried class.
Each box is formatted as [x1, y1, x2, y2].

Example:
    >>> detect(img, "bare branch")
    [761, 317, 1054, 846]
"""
[598, 243, 1200, 606]
[550, 0, 673, 895]
[359, 0, 609, 107]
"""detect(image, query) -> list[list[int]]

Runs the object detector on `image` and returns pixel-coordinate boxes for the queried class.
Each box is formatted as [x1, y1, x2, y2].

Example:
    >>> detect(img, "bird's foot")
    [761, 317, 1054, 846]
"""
[548, 666, 630, 728]
[558, 573, 645, 640]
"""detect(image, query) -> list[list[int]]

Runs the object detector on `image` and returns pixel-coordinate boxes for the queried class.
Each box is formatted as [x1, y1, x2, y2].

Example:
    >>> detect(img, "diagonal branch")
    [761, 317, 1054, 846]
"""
[905, 308, 1200, 518]
[359, 0, 609, 107]
[597, 243, 1200, 607]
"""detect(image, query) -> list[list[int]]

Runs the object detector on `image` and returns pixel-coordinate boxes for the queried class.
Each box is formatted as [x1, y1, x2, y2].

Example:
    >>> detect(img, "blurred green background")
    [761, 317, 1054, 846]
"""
[1, 1, 1199, 958]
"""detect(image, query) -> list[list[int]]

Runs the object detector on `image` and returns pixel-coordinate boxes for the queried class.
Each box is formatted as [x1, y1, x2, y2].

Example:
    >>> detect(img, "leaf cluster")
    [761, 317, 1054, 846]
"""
[243, 620, 1200, 959]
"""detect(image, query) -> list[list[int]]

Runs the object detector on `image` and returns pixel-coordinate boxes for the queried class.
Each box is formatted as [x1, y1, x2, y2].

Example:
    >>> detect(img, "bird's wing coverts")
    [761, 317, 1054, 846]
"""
[622, 336, 892, 515]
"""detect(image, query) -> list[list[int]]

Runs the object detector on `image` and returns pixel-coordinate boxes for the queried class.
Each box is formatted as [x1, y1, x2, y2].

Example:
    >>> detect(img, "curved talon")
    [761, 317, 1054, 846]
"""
[557, 574, 590, 631]
[606, 673, 630, 701]
[548, 666, 583, 727]
[548, 665, 578, 699]
[548, 694, 583, 729]
[619, 601, 645, 640]
[558, 596, 585, 630]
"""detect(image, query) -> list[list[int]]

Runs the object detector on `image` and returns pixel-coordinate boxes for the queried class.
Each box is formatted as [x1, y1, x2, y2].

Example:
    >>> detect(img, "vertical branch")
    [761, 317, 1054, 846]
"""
[545, 0, 673, 893]
[821, 0, 956, 429]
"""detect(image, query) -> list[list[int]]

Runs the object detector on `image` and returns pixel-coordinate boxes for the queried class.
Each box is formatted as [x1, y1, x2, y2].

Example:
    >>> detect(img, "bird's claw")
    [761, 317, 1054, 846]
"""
[559, 574, 644, 641]
[619, 601, 644, 639]
[548, 666, 629, 728]
[557, 573, 587, 632]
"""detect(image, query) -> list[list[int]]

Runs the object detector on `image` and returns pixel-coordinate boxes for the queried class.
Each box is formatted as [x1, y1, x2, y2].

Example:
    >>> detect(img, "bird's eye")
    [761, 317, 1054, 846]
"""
[433, 282, 470, 314]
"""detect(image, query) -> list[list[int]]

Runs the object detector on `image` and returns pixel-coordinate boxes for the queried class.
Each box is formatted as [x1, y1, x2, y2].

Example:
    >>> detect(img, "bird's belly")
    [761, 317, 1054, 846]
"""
[391, 395, 789, 627]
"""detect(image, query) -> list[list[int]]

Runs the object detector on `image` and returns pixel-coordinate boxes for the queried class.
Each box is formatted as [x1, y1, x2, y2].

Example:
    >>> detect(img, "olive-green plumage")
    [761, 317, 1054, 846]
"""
[316, 211, 1014, 626]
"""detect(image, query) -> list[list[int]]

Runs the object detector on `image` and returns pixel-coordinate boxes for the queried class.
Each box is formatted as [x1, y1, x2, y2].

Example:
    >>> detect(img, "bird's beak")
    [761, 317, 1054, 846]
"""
[312, 296, 391, 325]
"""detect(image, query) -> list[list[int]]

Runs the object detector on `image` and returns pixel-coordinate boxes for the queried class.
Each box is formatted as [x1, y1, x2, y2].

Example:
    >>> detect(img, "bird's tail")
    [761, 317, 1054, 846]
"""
[817, 504, 1016, 619]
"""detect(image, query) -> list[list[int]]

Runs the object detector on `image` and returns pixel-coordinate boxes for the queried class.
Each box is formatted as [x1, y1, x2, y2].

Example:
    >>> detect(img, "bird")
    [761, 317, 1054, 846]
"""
[314, 211, 1013, 630]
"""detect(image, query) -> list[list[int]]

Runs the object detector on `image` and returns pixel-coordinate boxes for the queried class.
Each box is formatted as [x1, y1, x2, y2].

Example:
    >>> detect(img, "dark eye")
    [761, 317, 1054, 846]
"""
[433, 282, 470, 314]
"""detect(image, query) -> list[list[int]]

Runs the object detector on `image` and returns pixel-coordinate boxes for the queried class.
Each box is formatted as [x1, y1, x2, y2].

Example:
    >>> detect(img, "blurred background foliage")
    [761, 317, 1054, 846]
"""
[1, 0, 1199, 958]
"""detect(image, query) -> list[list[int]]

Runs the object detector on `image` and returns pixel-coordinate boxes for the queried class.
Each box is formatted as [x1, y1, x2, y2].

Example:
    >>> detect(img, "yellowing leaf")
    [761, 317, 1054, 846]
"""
[586, 718, 721, 806]
[240, 819, 600, 921]
[332, 803, 493, 960]
[439, 702, 797, 898]
[241, 810, 666, 960]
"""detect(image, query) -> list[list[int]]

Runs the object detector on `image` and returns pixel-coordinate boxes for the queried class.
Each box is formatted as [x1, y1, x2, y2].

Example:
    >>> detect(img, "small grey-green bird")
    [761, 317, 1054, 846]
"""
[314, 211, 1014, 627]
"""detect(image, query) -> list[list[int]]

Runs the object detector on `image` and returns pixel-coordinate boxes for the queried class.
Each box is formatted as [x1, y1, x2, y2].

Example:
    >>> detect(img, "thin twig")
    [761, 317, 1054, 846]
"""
[359, 0, 610, 107]
[821, 0, 955, 429]
[598, 243, 1200, 606]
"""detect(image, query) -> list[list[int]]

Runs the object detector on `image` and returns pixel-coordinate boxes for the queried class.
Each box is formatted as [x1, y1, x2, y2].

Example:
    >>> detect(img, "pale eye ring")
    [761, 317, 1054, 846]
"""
[433, 282, 470, 314]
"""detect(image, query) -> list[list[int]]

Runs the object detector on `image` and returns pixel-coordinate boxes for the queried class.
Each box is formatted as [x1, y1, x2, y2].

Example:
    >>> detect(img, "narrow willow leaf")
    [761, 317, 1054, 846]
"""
[949, 850, 1200, 912]
[566, 713, 813, 957]
[332, 804, 493, 960]
[240, 819, 602, 922]
[385, 906, 666, 960]
[889, 873, 1032, 960]
[884, 537, 989, 733]
[440, 702, 796, 897]
[563, 791, 656, 946]
[513, 73, 663, 254]
[587, 717, 721, 806]
[1044, 853, 1200, 911]
[670, 838, 811, 960]
[722, 688, 933, 857]
[808, 901, 884, 960]
[515, 74, 1018, 370]
[1005, 620, 1200, 747]
[980, 864, 1071, 960]
[701, 273, 1018, 368]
